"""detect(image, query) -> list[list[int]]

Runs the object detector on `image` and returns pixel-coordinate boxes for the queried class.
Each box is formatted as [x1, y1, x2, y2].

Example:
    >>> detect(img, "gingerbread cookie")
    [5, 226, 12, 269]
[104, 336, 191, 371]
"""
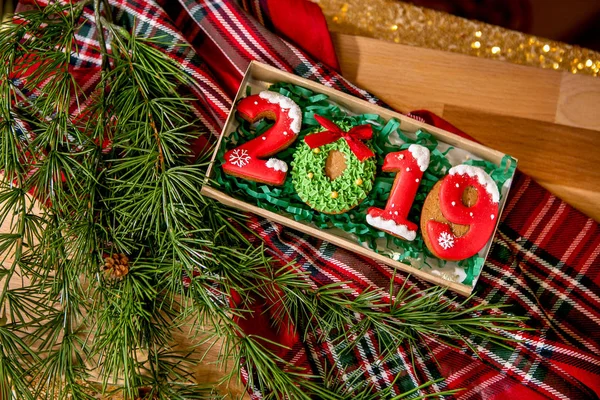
[366, 144, 430, 241]
[222, 91, 302, 186]
[291, 116, 376, 214]
[421, 165, 500, 261]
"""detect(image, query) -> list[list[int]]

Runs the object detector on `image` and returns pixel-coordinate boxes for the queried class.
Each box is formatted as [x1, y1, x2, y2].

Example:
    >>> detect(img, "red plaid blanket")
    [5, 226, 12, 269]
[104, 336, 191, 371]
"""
[16, 0, 600, 398]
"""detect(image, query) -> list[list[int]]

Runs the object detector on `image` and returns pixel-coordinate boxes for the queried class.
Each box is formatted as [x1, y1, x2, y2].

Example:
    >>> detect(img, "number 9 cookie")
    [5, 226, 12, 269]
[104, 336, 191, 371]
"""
[222, 91, 302, 186]
[421, 165, 500, 261]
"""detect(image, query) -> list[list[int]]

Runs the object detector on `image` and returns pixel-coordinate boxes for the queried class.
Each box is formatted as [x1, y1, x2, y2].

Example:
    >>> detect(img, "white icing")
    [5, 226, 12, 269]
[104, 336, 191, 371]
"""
[438, 231, 455, 249]
[258, 91, 302, 134]
[366, 215, 417, 241]
[491, 214, 495, 220]
[266, 158, 288, 173]
[398, 154, 404, 160]
[408, 144, 431, 172]
[262, 136, 266, 140]
[229, 149, 251, 168]
[406, 167, 410, 172]
[451, 201, 456, 206]
[415, 178, 420, 183]
[449, 164, 500, 203]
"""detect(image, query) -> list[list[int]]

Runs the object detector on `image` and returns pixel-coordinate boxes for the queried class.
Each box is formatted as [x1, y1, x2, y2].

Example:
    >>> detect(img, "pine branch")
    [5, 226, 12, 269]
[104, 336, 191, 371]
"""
[270, 265, 527, 366]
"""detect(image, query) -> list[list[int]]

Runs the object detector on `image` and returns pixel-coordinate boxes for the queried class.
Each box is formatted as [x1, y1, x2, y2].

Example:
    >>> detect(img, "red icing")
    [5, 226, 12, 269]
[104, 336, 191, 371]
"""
[427, 172, 499, 260]
[222, 94, 299, 185]
[367, 149, 426, 238]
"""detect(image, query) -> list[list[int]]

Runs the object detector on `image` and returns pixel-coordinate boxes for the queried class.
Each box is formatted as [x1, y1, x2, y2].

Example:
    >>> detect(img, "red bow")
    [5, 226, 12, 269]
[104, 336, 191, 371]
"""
[304, 115, 375, 161]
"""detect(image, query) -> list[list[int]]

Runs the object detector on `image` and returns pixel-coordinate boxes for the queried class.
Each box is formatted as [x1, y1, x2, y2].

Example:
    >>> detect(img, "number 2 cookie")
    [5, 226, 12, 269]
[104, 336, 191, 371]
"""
[222, 91, 302, 186]
[420, 165, 500, 261]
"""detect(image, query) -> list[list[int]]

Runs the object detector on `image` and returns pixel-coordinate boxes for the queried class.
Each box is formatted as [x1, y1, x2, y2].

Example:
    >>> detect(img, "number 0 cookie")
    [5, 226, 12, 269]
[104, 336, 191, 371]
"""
[291, 116, 376, 214]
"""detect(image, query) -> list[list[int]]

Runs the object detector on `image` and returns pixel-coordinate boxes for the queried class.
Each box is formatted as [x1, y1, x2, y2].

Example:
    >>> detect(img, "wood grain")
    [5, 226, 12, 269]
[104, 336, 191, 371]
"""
[556, 72, 600, 130]
[333, 33, 600, 221]
[334, 34, 562, 123]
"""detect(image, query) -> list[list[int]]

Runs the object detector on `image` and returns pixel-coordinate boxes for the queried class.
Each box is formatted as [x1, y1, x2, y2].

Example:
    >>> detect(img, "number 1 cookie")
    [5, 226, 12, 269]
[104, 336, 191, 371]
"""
[366, 144, 430, 241]
[222, 91, 302, 186]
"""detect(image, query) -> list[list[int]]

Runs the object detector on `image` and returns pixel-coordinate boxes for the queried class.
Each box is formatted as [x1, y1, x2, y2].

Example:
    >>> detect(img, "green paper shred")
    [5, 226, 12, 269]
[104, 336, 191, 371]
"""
[212, 82, 516, 287]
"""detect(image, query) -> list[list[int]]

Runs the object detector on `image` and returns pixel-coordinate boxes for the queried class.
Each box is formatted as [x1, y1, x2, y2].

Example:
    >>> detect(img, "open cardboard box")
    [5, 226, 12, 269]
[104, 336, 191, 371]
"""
[201, 61, 516, 296]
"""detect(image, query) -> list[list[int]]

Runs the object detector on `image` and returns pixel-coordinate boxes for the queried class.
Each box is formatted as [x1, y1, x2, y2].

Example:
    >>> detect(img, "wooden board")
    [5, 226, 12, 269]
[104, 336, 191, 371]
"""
[332, 33, 600, 221]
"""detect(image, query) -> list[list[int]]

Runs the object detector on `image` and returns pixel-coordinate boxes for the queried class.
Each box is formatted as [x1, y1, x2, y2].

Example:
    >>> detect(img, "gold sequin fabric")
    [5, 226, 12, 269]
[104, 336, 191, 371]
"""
[313, 0, 600, 77]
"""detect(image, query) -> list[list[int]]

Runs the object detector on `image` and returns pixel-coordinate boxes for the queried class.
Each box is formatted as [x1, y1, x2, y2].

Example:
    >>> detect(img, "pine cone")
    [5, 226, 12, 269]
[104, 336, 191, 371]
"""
[103, 253, 129, 279]
[136, 387, 157, 400]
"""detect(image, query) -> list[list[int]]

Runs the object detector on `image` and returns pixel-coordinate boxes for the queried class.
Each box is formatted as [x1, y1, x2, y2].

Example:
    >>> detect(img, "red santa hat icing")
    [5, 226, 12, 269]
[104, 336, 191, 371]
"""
[425, 164, 500, 261]
[222, 91, 301, 186]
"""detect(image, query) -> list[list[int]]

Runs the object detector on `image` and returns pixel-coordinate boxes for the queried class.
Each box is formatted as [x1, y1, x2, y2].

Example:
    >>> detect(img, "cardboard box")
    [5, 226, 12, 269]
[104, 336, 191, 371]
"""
[201, 61, 516, 296]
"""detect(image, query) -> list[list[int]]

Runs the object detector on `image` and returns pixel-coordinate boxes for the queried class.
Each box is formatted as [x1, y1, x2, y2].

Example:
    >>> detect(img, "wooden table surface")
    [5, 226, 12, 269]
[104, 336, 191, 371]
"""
[3, 33, 599, 398]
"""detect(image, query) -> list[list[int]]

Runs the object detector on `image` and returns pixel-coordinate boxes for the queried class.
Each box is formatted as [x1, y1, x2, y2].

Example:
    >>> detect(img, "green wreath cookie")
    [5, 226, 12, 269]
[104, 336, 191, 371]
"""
[291, 116, 377, 214]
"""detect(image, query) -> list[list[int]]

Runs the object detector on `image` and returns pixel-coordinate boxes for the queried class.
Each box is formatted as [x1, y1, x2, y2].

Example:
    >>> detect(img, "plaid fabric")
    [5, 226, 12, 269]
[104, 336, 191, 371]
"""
[16, 0, 600, 398]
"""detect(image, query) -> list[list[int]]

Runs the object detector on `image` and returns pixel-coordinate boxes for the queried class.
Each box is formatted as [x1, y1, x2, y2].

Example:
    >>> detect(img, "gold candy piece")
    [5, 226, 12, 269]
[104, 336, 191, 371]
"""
[313, 148, 320, 154]
[355, 178, 363, 186]
[331, 191, 339, 199]
[307, 172, 314, 179]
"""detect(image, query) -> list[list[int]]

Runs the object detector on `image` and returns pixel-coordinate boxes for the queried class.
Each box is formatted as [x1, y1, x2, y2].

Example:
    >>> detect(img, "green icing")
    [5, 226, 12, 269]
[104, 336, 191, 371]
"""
[213, 82, 516, 288]
[291, 136, 376, 214]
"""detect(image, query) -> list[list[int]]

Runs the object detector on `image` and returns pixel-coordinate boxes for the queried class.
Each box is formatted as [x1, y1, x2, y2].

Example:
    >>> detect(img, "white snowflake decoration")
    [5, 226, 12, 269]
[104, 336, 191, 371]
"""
[438, 231, 455, 250]
[229, 149, 251, 168]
